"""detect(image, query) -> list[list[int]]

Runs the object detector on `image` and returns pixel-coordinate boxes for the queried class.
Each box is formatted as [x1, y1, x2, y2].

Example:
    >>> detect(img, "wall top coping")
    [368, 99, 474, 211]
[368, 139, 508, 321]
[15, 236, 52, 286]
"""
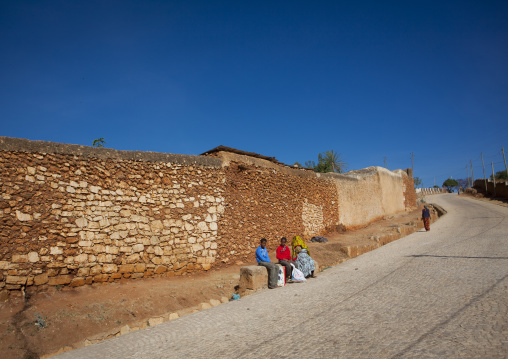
[0, 137, 413, 179]
[0, 137, 223, 168]
[320, 166, 409, 181]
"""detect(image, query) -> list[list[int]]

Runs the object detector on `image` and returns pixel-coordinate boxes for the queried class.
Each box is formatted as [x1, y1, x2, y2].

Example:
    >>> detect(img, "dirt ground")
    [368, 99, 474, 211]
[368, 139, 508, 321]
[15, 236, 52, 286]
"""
[1, 202, 437, 359]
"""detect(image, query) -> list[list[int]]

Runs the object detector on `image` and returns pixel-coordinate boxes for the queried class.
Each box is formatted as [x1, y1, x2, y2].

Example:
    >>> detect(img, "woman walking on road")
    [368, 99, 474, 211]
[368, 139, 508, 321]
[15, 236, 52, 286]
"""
[422, 205, 431, 231]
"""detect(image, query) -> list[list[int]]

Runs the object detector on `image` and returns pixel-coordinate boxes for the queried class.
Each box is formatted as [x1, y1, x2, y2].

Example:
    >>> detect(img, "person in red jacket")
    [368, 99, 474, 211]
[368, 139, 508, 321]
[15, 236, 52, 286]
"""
[276, 237, 293, 282]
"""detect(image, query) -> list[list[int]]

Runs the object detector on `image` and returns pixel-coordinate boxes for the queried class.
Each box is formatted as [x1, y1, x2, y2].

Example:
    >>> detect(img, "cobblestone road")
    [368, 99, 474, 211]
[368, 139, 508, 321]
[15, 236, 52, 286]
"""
[55, 194, 508, 358]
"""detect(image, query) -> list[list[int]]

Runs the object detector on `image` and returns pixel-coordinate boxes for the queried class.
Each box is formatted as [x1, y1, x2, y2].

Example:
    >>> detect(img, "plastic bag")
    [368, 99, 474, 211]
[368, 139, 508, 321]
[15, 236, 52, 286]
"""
[276, 264, 285, 287]
[291, 263, 307, 282]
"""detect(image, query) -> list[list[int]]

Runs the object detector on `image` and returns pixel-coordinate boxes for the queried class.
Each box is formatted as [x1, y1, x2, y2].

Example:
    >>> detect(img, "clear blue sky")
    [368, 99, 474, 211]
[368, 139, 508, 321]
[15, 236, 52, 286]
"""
[1, 1, 507, 188]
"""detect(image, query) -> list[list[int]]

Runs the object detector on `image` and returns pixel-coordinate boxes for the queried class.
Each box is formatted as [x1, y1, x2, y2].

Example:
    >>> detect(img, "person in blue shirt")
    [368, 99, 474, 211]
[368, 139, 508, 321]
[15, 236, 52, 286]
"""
[255, 238, 278, 289]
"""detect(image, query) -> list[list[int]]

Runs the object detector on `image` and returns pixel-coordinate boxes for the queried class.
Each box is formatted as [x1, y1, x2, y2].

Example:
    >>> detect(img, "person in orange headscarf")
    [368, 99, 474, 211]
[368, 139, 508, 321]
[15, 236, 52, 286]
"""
[291, 236, 316, 278]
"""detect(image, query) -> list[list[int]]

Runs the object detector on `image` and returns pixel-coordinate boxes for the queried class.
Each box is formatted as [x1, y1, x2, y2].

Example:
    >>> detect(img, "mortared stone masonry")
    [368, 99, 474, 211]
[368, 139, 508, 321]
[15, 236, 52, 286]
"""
[0, 137, 417, 295]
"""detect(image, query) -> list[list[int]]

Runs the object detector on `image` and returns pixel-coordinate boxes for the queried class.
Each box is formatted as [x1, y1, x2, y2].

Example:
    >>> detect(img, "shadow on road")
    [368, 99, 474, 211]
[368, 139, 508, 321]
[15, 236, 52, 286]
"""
[409, 254, 508, 260]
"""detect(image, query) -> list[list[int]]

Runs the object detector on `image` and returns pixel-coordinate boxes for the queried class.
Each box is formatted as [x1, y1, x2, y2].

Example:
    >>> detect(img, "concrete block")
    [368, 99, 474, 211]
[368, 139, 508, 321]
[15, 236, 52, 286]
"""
[238, 265, 268, 295]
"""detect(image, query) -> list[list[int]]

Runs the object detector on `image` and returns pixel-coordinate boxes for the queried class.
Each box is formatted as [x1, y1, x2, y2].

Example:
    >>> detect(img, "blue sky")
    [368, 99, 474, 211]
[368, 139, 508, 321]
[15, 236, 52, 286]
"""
[1, 1, 507, 188]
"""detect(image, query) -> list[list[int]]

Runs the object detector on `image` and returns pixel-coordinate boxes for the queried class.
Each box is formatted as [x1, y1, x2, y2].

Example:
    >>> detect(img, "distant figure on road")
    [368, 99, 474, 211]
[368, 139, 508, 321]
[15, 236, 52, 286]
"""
[422, 205, 431, 231]
[255, 238, 278, 289]
[276, 237, 293, 283]
[291, 236, 316, 278]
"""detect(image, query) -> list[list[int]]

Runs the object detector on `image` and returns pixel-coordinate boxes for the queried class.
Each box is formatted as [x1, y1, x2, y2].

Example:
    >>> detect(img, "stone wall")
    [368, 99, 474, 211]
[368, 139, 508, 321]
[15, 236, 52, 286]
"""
[0, 137, 224, 292]
[398, 170, 418, 211]
[0, 137, 417, 293]
[473, 179, 508, 199]
[215, 160, 339, 263]
[378, 168, 405, 214]
[331, 167, 412, 229]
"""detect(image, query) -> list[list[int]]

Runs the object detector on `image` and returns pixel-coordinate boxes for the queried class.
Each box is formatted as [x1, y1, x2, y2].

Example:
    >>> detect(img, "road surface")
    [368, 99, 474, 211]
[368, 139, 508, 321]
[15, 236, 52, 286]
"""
[56, 194, 508, 358]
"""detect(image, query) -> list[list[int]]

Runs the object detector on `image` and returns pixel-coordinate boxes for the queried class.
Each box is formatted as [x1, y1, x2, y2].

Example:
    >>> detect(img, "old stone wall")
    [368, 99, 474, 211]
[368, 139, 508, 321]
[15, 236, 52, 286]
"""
[0, 138, 225, 292]
[215, 162, 339, 263]
[473, 179, 508, 199]
[378, 168, 405, 214]
[332, 171, 383, 229]
[0, 137, 417, 293]
[398, 170, 418, 211]
[331, 167, 410, 229]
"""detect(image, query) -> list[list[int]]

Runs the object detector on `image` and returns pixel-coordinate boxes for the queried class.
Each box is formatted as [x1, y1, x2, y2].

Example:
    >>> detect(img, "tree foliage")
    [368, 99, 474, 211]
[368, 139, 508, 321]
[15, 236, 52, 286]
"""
[456, 178, 469, 189]
[304, 150, 348, 173]
[493, 170, 508, 180]
[443, 178, 459, 191]
[92, 138, 106, 148]
[304, 160, 316, 169]
[413, 176, 422, 188]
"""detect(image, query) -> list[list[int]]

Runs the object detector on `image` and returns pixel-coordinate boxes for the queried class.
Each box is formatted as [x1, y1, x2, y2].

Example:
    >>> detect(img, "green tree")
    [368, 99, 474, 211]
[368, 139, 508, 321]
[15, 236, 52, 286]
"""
[92, 138, 106, 148]
[443, 178, 459, 191]
[413, 176, 423, 188]
[314, 150, 348, 173]
[493, 170, 508, 180]
[304, 160, 316, 169]
[293, 162, 302, 168]
[302, 150, 348, 173]
[433, 185, 439, 189]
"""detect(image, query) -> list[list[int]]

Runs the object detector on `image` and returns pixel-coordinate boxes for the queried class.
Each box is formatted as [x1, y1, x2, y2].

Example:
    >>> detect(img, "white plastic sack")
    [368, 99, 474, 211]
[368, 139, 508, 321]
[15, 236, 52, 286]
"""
[291, 263, 307, 282]
[276, 264, 285, 287]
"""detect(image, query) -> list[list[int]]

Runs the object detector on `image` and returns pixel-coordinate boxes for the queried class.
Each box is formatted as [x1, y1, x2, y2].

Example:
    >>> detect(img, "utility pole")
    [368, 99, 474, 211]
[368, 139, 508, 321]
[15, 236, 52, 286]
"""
[502, 146, 508, 174]
[470, 159, 474, 187]
[491, 162, 496, 196]
[481, 152, 487, 195]
[411, 152, 414, 175]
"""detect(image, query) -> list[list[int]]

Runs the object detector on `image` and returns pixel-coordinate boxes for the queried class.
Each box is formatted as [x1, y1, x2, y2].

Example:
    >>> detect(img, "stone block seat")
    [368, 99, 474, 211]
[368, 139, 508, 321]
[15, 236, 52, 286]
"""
[238, 265, 268, 296]
[238, 260, 319, 296]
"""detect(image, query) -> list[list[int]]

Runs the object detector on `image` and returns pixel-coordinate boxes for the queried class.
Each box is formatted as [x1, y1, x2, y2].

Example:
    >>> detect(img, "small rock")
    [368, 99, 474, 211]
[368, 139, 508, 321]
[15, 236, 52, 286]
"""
[132, 244, 144, 253]
[120, 325, 130, 335]
[16, 210, 33, 222]
[209, 299, 221, 307]
[148, 317, 164, 326]
[200, 302, 212, 310]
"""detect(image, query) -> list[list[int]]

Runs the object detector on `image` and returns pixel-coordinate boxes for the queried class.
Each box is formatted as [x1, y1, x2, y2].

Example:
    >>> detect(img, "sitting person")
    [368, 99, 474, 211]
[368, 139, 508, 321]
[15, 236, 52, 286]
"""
[291, 235, 316, 278]
[276, 237, 293, 282]
[255, 238, 278, 289]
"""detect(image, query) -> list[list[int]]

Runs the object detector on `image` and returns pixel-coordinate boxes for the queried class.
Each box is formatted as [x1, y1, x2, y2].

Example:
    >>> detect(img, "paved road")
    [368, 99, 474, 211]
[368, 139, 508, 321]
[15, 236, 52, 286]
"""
[56, 194, 508, 358]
